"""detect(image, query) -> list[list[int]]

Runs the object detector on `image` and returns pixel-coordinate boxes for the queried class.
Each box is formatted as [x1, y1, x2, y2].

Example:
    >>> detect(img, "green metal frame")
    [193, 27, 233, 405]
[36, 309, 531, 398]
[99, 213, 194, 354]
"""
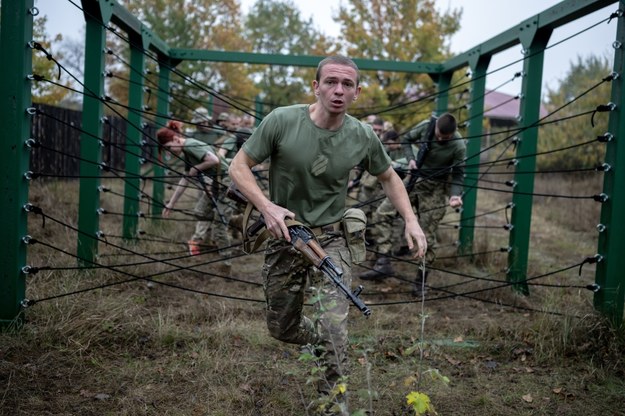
[507, 27, 553, 295]
[432, 72, 452, 115]
[3, 0, 624, 326]
[459, 54, 491, 256]
[0, 0, 35, 328]
[122, 31, 147, 240]
[595, 5, 625, 327]
[169, 49, 441, 74]
[76, 2, 110, 264]
[77, 0, 171, 261]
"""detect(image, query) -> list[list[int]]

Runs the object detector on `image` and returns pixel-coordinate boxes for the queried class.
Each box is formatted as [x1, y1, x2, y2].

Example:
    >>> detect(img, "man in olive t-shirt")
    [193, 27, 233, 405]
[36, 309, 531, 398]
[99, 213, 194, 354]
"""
[228, 55, 426, 412]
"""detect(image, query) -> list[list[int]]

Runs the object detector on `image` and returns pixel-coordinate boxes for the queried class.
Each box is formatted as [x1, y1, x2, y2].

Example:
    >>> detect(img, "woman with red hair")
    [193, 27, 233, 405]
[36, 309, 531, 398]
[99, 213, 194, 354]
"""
[156, 120, 232, 267]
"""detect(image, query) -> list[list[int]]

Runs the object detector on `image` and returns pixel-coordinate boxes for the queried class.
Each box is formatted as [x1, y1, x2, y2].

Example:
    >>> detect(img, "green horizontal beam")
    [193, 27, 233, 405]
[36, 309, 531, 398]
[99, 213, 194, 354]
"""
[81, 0, 169, 55]
[169, 49, 441, 74]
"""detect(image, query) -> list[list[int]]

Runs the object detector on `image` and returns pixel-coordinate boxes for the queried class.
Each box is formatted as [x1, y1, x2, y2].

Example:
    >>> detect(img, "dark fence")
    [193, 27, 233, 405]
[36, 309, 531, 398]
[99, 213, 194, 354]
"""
[30, 103, 156, 179]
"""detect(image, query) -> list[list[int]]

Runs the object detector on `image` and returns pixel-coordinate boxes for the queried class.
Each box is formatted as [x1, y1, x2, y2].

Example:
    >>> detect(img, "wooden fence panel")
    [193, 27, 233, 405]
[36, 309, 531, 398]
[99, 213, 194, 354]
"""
[30, 104, 154, 179]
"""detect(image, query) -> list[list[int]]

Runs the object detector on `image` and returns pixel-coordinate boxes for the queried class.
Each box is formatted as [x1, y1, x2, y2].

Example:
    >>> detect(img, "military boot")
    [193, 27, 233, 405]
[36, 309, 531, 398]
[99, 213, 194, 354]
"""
[359, 256, 394, 281]
[412, 269, 429, 297]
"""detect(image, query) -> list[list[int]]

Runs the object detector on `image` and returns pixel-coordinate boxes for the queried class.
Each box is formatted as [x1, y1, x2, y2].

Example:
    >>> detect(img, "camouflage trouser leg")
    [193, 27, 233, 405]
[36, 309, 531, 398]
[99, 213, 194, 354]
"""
[192, 183, 233, 262]
[211, 198, 234, 264]
[192, 220, 211, 242]
[371, 197, 398, 256]
[263, 236, 351, 393]
[412, 180, 448, 265]
[192, 189, 212, 243]
[357, 172, 381, 219]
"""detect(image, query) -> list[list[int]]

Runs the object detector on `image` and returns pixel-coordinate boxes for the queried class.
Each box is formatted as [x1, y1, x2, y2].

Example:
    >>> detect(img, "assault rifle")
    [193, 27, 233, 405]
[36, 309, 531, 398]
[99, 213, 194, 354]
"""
[227, 184, 371, 317]
[414, 115, 438, 171]
[406, 115, 438, 196]
[287, 224, 371, 317]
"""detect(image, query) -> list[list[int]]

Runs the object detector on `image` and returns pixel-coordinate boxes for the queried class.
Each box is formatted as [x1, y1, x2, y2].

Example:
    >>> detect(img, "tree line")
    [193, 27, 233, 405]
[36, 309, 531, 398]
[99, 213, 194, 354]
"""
[32, 0, 611, 170]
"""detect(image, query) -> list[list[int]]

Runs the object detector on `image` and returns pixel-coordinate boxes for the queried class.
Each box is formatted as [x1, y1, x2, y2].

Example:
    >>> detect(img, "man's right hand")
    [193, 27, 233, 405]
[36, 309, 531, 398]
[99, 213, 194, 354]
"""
[261, 202, 296, 242]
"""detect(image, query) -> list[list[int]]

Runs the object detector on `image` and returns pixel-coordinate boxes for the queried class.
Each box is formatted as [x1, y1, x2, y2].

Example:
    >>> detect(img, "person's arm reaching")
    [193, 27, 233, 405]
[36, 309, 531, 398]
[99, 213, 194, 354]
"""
[376, 166, 427, 258]
[163, 176, 188, 218]
[229, 150, 295, 242]
[163, 152, 219, 217]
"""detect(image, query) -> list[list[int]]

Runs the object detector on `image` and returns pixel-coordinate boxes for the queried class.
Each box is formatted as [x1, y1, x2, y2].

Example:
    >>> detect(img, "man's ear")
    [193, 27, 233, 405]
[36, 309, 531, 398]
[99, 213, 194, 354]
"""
[312, 80, 319, 96]
[353, 85, 362, 101]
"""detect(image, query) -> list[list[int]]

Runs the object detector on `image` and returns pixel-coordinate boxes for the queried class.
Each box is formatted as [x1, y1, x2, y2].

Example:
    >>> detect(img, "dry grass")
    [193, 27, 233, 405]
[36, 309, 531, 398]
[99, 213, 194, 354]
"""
[1, 174, 624, 416]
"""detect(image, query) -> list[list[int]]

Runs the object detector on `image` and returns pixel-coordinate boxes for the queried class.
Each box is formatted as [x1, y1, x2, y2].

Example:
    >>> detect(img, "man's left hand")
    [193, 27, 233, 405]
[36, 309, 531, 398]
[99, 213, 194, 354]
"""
[404, 218, 427, 259]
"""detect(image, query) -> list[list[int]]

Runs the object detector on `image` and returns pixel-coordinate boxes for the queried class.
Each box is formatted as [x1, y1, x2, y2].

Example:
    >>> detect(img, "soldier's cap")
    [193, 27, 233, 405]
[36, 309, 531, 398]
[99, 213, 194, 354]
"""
[218, 112, 230, 122]
[191, 107, 210, 123]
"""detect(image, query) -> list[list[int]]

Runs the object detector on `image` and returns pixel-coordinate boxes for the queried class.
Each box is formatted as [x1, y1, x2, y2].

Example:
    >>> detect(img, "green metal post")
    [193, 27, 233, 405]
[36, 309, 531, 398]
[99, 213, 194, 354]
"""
[151, 55, 173, 215]
[0, 0, 34, 328]
[507, 26, 553, 295]
[122, 33, 147, 239]
[77, 2, 113, 264]
[434, 72, 452, 115]
[594, 2, 625, 326]
[459, 54, 492, 255]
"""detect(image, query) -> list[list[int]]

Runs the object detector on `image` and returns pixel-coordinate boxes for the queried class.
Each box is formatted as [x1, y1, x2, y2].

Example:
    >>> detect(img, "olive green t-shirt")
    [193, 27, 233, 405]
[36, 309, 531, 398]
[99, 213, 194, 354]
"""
[182, 138, 228, 176]
[214, 133, 238, 163]
[243, 104, 392, 227]
[192, 128, 221, 145]
[403, 119, 467, 196]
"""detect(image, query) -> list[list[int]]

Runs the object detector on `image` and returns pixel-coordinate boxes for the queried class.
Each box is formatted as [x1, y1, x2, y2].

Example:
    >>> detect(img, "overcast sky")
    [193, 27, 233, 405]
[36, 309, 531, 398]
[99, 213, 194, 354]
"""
[42, 0, 618, 95]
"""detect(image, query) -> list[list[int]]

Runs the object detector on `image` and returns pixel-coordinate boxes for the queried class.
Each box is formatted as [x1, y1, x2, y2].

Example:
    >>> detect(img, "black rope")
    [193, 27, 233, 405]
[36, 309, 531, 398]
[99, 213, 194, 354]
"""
[29, 41, 61, 80]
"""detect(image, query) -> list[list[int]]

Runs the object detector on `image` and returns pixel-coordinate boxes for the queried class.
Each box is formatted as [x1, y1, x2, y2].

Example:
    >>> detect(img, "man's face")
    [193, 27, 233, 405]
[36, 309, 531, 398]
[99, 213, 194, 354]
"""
[225, 117, 239, 131]
[313, 63, 361, 115]
[372, 124, 384, 138]
[384, 139, 401, 151]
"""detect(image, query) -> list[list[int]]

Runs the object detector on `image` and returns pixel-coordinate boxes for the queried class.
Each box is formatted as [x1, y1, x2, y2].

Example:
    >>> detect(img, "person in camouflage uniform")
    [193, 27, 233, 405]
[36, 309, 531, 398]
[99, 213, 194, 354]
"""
[156, 120, 233, 271]
[358, 129, 413, 279]
[189, 107, 222, 250]
[213, 113, 240, 163]
[359, 113, 466, 296]
[229, 56, 427, 415]
[347, 116, 385, 215]
[190, 107, 223, 146]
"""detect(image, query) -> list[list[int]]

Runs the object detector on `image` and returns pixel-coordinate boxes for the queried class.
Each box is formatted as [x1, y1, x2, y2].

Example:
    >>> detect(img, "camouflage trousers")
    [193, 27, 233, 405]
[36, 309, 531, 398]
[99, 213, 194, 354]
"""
[355, 172, 382, 218]
[192, 176, 233, 262]
[263, 235, 351, 394]
[369, 196, 401, 256]
[371, 178, 448, 264]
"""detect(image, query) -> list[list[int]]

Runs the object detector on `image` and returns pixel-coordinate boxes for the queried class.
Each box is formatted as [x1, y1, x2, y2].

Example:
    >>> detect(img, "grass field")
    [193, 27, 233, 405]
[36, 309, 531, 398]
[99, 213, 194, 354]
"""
[1, 173, 624, 415]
